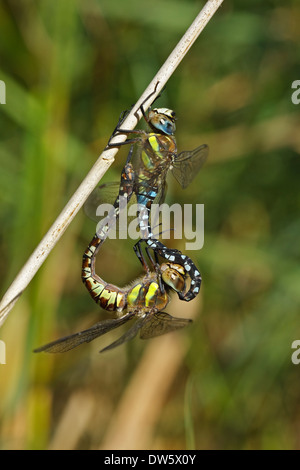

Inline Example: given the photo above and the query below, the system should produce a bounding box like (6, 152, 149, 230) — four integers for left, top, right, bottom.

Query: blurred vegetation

(0, 0, 300, 450)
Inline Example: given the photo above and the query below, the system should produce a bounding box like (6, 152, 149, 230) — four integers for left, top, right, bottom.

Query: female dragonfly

(34, 242, 191, 353)
(34, 161, 191, 354)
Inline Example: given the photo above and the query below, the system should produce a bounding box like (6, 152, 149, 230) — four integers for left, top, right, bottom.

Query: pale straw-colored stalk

(0, 0, 224, 326)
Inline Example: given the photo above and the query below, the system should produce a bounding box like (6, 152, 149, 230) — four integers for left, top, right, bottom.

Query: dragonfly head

(148, 108, 176, 136)
(160, 262, 186, 294)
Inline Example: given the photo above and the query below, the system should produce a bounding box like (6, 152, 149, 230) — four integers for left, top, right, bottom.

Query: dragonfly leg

(125, 144, 134, 165)
(133, 241, 150, 273)
(109, 104, 138, 137)
(117, 151, 135, 224)
(113, 109, 131, 134)
(135, 81, 161, 124)
(145, 244, 159, 268)
(119, 151, 134, 194)
(133, 240, 165, 294)
(107, 83, 161, 149)
(106, 134, 141, 150)
(154, 267, 165, 294)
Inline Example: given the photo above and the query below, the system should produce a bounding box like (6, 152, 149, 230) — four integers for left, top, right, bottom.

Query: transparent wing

(85, 181, 167, 240)
(172, 144, 209, 189)
(84, 182, 124, 222)
(100, 316, 147, 352)
(132, 140, 172, 206)
(33, 313, 134, 353)
(84, 181, 137, 240)
(139, 312, 192, 339)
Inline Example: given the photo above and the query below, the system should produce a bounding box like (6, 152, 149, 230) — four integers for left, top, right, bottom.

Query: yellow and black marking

(82, 235, 127, 312)
(81, 155, 137, 313)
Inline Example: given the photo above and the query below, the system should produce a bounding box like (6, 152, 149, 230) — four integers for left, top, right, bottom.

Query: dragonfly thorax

(127, 278, 169, 312)
(148, 108, 176, 136)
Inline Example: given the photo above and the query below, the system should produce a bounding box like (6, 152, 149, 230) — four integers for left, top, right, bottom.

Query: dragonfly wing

(33, 314, 134, 353)
(172, 144, 209, 189)
(139, 312, 192, 339)
(100, 316, 147, 352)
(84, 180, 139, 240)
(156, 181, 167, 205)
(84, 182, 121, 222)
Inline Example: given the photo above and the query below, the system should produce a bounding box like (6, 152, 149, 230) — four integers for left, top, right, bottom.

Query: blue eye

(154, 118, 176, 135)
(148, 108, 176, 135)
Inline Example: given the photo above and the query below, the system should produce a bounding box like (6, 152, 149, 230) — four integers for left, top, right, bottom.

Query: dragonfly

(105, 100, 209, 301)
(34, 239, 191, 353)
(34, 160, 192, 354)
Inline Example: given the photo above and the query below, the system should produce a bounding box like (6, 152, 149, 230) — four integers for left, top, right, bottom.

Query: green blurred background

(1, 0, 300, 450)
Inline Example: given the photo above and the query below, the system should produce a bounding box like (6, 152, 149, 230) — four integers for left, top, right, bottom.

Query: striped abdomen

(82, 234, 127, 312)
(81, 160, 135, 312)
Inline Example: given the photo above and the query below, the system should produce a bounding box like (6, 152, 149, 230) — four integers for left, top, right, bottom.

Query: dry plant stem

(0, 0, 224, 326)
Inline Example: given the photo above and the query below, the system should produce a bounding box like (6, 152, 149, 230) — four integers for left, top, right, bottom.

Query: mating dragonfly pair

(35, 93, 208, 354)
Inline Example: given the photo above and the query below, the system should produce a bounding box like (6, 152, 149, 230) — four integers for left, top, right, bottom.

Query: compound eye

(161, 264, 186, 293)
(148, 108, 176, 135)
(160, 117, 176, 135)
(160, 119, 173, 134)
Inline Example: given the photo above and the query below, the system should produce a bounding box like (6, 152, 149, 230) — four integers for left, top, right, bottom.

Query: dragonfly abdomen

(82, 235, 127, 312)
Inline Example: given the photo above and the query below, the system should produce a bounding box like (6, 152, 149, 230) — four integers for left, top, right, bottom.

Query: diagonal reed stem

(0, 0, 224, 326)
